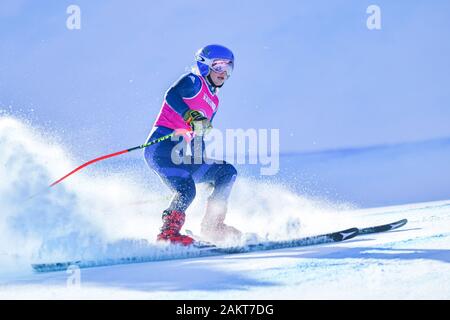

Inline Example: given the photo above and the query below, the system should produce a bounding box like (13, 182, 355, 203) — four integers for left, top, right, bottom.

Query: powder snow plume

(0, 116, 353, 276)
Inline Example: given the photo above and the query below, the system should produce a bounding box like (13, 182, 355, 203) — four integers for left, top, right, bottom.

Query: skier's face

(209, 70, 227, 87)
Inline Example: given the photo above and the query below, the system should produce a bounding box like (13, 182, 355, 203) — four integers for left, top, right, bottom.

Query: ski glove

(183, 110, 212, 136)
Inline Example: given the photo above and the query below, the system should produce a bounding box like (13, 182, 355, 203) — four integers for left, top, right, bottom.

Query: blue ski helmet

(195, 44, 235, 77)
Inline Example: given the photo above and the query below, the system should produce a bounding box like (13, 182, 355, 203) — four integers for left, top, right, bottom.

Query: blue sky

(1, 0, 450, 155)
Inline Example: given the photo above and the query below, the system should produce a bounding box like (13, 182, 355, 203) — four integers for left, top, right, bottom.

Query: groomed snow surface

(1, 199, 449, 299)
(0, 116, 449, 299)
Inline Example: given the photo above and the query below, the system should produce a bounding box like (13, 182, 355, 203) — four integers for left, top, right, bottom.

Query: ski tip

(391, 218, 408, 228)
(357, 218, 409, 236)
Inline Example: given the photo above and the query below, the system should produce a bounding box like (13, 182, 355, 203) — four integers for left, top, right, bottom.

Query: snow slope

(1, 199, 449, 299)
(1, 116, 449, 299)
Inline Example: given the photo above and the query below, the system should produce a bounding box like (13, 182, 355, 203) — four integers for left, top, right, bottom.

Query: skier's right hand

(183, 110, 212, 136)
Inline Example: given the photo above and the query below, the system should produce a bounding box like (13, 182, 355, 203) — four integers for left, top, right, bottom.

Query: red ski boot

(156, 210, 194, 246)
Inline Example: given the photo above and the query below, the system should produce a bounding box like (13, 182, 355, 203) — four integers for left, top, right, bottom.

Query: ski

(31, 219, 408, 273)
(211, 227, 359, 254)
(31, 227, 359, 273)
(357, 218, 408, 235)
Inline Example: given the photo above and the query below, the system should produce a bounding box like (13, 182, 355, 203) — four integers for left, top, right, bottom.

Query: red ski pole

(49, 132, 174, 187)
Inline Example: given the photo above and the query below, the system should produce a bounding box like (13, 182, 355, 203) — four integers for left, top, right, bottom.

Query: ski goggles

(210, 59, 234, 77)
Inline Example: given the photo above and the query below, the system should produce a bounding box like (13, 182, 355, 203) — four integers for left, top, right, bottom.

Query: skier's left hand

(183, 110, 212, 136)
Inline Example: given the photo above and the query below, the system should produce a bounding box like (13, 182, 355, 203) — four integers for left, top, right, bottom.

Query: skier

(144, 44, 241, 246)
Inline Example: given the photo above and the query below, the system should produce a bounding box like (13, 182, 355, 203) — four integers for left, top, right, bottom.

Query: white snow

(1, 200, 449, 299)
(1, 116, 449, 299)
